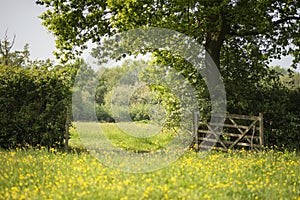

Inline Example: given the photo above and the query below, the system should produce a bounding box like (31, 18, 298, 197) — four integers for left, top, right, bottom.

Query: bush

(262, 88, 300, 150)
(130, 103, 150, 121)
(0, 65, 71, 149)
(95, 104, 115, 122)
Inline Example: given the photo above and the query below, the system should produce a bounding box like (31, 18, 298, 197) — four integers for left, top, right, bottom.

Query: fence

(193, 113, 263, 151)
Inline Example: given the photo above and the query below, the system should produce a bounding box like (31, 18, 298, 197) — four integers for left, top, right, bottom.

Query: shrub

(0, 65, 71, 149)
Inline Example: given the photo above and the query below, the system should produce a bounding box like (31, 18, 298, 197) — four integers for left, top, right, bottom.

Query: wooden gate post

(193, 110, 199, 150)
(65, 106, 70, 151)
(259, 113, 264, 149)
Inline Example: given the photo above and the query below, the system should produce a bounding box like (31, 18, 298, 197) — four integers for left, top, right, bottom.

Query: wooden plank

(223, 132, 259, 139)
(223, 140, 261, 148)
(244, 135, 260, 140)
(199, 138, 258, 148)
(198, 135, 260, 147)
(200, 122, 260, 131)
(210, 113, 260, 120)
(199, 130, 217, 134)
(223, 130, 257, 149)
(199, 143, 260, 151)
(226, 114, 260, 120)
(221, 132, 243, 137)
(198, 137, 219, 143)
(223, 123, 260, 131)
(198, 130, 260, 139)
(229, 118, 251, 135)
(222, 133, 260, 139)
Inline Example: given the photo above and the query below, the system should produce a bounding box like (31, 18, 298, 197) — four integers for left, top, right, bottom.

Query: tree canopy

(36, 0, 300, 69)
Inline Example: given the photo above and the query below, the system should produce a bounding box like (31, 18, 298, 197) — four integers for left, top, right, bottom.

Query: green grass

(69, 122, 179, 152)
(1, 122, 300, 199)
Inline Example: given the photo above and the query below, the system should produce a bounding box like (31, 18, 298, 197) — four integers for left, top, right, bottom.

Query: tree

(36, 0, 300, 120)
(37, 0, 300, 149)
(36, 0, 299, 70)
(95, 59, 153, 122)
(0, 31, 30, 67)
(271, 65, 300, 88)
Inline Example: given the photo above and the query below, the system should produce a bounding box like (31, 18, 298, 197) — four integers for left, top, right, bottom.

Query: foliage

(95, 104, 114, 122)
(0, 64, 72, 149)
(37, 0, 300, 149)
(96, 61, 134, 105)
(272, 66, 300, 88)
(0, 32, 30, 67)
(71, 59, 97, 121)
(129, 103, 150, 121)
(37, 0, 300, 69)
(1, 146, 300, 199)
(94, 60, 154, 122)
(256, 66, 300, 150)
(221, 62, 300, 150)
(0, 33, 78, 149)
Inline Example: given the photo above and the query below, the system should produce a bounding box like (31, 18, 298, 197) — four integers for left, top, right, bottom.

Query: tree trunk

(204, 12, 228, 70)
(205, 37, 222, 70)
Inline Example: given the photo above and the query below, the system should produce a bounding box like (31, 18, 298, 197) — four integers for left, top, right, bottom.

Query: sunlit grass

(70, 122, 178, 152)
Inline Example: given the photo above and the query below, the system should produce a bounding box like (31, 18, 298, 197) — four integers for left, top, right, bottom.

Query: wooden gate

(193, 113, 263, 151)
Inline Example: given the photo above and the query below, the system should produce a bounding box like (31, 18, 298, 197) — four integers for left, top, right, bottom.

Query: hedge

(0, 65, 71, 149)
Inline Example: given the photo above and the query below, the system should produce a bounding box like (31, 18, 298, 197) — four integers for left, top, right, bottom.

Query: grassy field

(69, 122, 182, 152)
(1, 122, 300, 199)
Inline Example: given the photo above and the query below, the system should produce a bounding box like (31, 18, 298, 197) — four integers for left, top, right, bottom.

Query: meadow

(1, 122, 300, 199)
